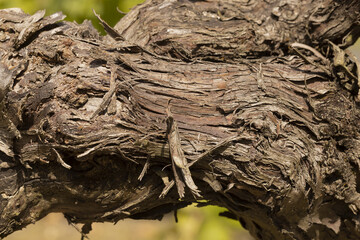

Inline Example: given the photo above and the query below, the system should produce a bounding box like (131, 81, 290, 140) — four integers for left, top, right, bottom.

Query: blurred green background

(0, 0, 253, 239)
(4, 205, 253, 240)
(0, 0, 145, 34)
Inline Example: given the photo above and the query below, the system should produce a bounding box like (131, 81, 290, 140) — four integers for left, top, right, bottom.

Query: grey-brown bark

(1, 0, 360, 239)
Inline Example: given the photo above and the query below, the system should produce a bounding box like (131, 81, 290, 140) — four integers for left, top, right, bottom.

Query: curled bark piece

(166, 104, 201, 198)
(93, 9, 125, 41)
(52, 148, 71, 169)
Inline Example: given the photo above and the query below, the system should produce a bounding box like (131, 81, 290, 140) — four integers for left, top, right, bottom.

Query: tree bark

(1, 0, 360, 239)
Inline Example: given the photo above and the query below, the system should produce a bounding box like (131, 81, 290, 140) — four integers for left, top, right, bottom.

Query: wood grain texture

(0, 1, 360, 239)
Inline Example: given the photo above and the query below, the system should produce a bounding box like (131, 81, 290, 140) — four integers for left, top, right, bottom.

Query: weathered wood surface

(0, 0, 360, 239)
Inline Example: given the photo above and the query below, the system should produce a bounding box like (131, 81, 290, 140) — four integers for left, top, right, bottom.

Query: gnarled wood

(0, 1, 360, 239)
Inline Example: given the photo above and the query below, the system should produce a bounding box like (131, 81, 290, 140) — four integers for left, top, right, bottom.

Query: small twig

(138, 155, 150, 181)
(65, 220, 89, 240)
(290, 42, 329, 64)
(155, 170, 175, 198)
(188, 135, 240, 167)
(77, 145, 99, 159)
(90, 67, 117, 119)
(52, 148, 71, 169)
(159, 180, 175, 198)
(174, 209, 178, 223)
(290, 45, 331, 75)
(81, 223, 92, 240)
(93, 9, 125, 41)
(116, 147, 139, 165)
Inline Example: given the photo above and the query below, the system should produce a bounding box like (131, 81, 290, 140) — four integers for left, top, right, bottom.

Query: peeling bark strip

(90, 66, 117, 119)
(166, 103, 201, 198)
(1, 1, 360, 239)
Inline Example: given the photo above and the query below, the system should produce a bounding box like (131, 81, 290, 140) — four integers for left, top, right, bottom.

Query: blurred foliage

(0, 0, 145, 34)
(5, 206, 252, 240)
(0, 0, 252, 239)
(174, 205, 248, 240)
